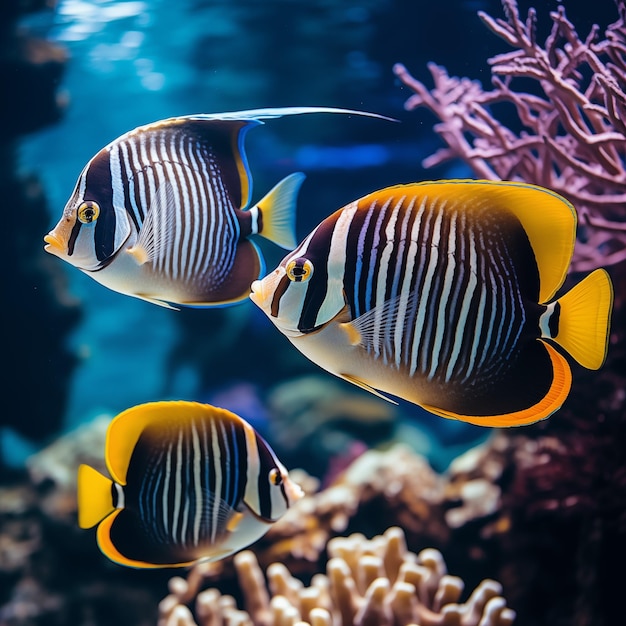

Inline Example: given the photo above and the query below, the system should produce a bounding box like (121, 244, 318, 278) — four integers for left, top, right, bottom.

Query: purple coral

(393, 0, 626, 271)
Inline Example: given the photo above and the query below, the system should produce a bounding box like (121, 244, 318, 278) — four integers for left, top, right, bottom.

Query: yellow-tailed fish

(250, 180, 614, 427)
(44, 107, 392, 308)
(78, 401, 303, 568)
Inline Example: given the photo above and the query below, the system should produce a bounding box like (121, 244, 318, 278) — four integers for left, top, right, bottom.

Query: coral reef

(393, 0, 626, 271)
(3, 407, 626, 625)
(158, 526, 515, 626)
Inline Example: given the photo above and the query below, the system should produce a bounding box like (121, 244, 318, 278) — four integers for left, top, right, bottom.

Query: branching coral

(393, 0, 626, 271)
(158, 526, 515, 626)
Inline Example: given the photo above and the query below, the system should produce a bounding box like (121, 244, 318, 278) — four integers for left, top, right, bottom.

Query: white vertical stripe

(373, 197, 403, 359)
(108, 144, 127, 251)
(315, 204, 358, 325)
(393, 196, 422, 368)
(476, 265, 500, 372)
(171, 430, 184, 543)
(162, 440, 172, 535)
(243, 422, 261, 517)
(446, 229, 478, 378)
(183, 139, 201, 281)
(128, 138, 148, 222)
(461, 276, 488, 383)
(192, 145, 212, 277)
(191, 421, 202, 547)
(209, 419, 222, 543)
(119, 141, 140, 227)
(409, 200, 443, 376)
(428, 207, 457, 381)
(354, 201, 377, 317)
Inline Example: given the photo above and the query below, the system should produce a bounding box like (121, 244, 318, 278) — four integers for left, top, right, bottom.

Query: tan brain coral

(158, 526, 515, 626)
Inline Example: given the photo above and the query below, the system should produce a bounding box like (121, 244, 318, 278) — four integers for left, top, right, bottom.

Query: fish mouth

(43, 233, 66, 256)
(249, 279, 265, 306)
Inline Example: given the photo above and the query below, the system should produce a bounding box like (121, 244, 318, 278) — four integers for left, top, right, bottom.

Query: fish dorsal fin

(77, 464, 115, 529)
(128, 180, 178, 266)
(105, 401, 193, 485)
(175, 118, 258, 211)
(410, 180, 577, 303)
(136, 107, 394, 210)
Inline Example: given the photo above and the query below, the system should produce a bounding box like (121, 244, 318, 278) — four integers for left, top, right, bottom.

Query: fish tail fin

(77, 464, 116, 529)
(552, 269, 613, 370)
(255, 172, 305, 250)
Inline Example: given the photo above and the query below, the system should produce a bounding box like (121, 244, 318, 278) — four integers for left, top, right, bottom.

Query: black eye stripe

(270, 274, 291, 318)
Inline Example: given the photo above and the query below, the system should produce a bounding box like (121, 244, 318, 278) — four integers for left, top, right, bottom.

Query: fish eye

(269, 468, 283, 486)
(77, 201, 100, 224)
(285, 258, 314, 283)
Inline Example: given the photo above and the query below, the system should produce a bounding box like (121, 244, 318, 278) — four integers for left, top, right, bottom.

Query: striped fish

(250, 180, 614, 427)
(44, 106, 392, 308)
(78, 401, 303, 568)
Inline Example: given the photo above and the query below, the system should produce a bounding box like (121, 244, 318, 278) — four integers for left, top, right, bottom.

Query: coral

(393, 0, 626, 271)
(158, 526, 515, 626)
(249, 444, 449, 577)
(26, 415, 111, 521)
(4, 409, 625, 625)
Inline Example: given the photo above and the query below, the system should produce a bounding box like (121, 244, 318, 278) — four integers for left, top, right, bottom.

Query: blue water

(16, 0, 501, 460)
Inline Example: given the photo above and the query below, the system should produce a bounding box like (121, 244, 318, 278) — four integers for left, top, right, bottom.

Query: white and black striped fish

(77, 400, 303, 568)
(250, 180, 614, 427)
(44, 106, 392, 308)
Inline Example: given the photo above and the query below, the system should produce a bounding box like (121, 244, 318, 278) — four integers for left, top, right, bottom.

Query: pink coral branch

(394, 0, 626, 271)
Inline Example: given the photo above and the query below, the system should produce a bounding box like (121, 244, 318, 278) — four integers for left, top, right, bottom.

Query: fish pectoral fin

(126, 246, 150, 265)
(339, 373, 398, 404)
(349, 290, 418, 353)
(77, 464, 116, 529)
(339, 321, 362, 346)
(226, 511, 245, 533)
(132, 180, 178, 266)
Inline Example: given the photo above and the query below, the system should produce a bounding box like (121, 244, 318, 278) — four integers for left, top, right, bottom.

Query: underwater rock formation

(393, 0, 626, 272)
(1, 0, 81, 453)
(158, 526, 515, 626)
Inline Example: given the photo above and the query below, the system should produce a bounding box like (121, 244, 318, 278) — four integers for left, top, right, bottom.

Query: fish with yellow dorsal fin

(78, 401, 303, 568)
(250, 179, 613, 427)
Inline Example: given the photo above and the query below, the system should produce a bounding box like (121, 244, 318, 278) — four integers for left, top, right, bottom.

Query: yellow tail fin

(256, 172, 304, 249)
(553, 269, 613, 370)
(77, 464, 116, 529)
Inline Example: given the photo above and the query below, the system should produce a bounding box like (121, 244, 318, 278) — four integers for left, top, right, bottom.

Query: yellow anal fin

(423, 342, 572, 428)
(77, 464, 115, 529)
(553, 268, 614, 370)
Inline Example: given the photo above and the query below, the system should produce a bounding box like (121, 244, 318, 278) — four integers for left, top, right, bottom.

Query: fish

(77, 400, 303, 568)
(250, 179, 614, 427)
(44, 107, 393, 308)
